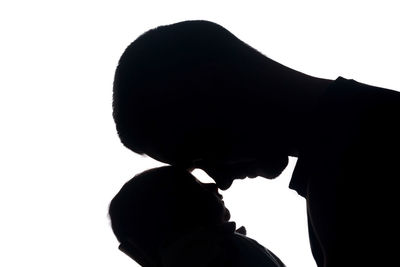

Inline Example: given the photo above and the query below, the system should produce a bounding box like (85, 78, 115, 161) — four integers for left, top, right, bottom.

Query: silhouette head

(109, 166, 230, 265)
(113, 20, 292, 189)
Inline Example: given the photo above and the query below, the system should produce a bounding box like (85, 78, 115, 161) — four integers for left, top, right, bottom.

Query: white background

(1, 1, 399, 266)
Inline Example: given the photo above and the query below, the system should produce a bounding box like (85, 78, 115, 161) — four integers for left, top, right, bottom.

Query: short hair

(112, 20, 272, 155)
(109, 166, 218, 261)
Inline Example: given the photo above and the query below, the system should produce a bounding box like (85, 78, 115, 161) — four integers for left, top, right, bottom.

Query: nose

(203, 183, 224, 199)
(203, 183, 218, 193)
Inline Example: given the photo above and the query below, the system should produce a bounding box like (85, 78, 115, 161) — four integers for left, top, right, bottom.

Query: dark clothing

(290, 77, 400, 266)
(160, 222, 285, 267)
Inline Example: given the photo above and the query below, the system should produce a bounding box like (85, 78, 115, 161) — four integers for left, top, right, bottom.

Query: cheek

(199, 166, 228, 181)
(204, 197, 226, 223)
(259, 156, 289, 178)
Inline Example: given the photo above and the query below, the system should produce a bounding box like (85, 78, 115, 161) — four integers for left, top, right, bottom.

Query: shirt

(289, 76, 400, 266)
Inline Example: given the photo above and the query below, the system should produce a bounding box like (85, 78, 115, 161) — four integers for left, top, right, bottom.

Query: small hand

(236, 226, 247, 235)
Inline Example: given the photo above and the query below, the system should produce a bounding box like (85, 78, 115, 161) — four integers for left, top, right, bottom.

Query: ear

(119, 238, 158, 267)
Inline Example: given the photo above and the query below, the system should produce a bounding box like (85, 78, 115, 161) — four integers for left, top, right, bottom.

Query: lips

(224, 207, 231, 221)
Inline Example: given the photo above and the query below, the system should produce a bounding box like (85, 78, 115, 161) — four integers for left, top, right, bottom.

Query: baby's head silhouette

(109, 166, 230, 266)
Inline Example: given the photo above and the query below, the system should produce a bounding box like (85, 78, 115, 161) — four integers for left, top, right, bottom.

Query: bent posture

(109, 166, 285, 267)
(112, 21, 400, 266)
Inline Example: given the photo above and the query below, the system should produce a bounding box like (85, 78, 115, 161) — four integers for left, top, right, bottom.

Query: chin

(215, 178, 233, 190)
(261, 156, 289, 179)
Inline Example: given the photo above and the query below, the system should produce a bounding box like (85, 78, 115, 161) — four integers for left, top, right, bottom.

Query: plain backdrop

(1, 1, 399, 266)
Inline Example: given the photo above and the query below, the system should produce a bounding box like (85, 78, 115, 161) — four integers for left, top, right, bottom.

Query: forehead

(143, 128, 245, 166)
(136, 167, 201, 195)
(155, 171, 211, 200)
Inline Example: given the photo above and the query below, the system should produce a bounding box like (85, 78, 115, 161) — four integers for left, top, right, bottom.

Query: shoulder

(159, 229, 234, 267)
(290, 76, 400, 196)
(230, 233, 286, 267)
(160, 230, 285, 267)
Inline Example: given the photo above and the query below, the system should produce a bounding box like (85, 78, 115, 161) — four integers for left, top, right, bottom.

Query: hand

(236, 226, 247, 235)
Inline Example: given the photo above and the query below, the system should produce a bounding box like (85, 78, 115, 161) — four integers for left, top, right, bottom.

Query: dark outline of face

(191, 154, 289, 190)
(145, 141, 289, 191)
(137, 96, 291, 191)
(184, 172, 231, 224)
(112, 167, 231, 266)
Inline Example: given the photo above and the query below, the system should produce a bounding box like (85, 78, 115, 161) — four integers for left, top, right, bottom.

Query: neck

(260, 59, 333, 157)
(289, 73, 333, 157)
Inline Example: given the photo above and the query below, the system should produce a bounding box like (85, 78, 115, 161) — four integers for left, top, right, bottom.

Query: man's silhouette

(112, 20, 400, 266)
(109, 166, 285, 267)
